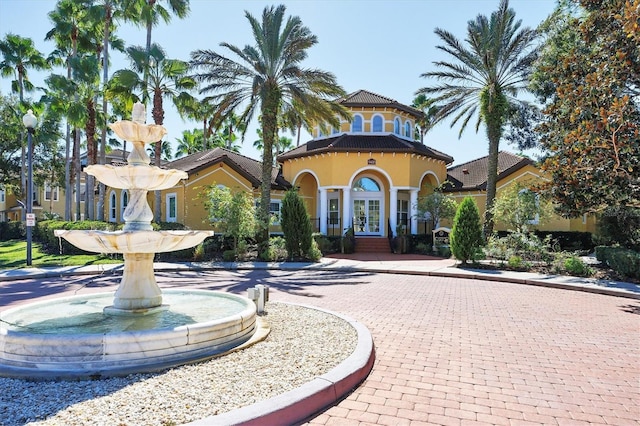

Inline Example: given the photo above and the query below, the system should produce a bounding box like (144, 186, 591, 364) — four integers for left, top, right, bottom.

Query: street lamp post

(23, 109, 37, 267)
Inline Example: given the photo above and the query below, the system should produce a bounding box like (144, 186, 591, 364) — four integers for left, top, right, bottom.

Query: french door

(353, 199, 381, 235)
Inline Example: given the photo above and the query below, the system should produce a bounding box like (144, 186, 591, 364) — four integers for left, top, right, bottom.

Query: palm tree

(174, 128, 204, 157)
(189, 4, 348, 243)
(412, 94, 440, 144)
(147, 139, 172, 161)
(110, 43, 195, 221)
(174, 93, 217, 150)
(137, 0, 190, 104)
(0, 33, 50, 217)
(87, 0, 137, 221)
(416, 0, 538, 237)
(46, 0, 87, 220)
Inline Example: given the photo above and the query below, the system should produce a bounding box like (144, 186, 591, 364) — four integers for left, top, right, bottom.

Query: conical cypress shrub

(281, 189, 313, 260)
(450, 196, 483, 264)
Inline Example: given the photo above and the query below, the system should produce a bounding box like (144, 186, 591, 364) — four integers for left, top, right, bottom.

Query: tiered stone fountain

(0, 103, 257, 379)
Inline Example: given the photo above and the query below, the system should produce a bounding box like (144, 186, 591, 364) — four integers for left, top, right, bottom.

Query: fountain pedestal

(55, 102, 213, 313)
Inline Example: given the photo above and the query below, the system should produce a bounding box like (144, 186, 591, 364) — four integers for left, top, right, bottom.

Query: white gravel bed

(0, 302, 357, 426)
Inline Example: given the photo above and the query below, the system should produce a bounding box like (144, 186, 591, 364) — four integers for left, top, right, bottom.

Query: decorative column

(319, 188, 328, 235)
(389, 187, 398, 237)
(342, 187, 351, 231)
(410, 189, 419, 235)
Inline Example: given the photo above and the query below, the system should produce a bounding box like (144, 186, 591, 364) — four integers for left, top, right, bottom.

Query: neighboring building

(444, 151, 597, 233)
(1, 90, 596, 238)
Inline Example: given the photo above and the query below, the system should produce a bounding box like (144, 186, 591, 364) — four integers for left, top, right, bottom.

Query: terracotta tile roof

(445, 151, 534, 192)
(277, 133, 454, 164)
(165, 147, 290, 190)
(338, 89, 423, 117)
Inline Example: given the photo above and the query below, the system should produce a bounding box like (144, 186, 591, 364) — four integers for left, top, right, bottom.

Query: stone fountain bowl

(108, 120, 166, 144)
(0, 290, 258, 379)
(85, 164, 188, 190)
(54, 230, 214, 254)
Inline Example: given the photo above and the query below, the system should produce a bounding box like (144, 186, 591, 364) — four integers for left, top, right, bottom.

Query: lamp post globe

(23, 109, 37, 266)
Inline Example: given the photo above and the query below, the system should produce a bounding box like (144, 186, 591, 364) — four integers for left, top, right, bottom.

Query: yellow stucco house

(3, 90, 596, 244)
(444, 151, 597, 233)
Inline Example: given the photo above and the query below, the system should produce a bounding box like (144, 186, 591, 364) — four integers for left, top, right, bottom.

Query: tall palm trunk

(484, 132, 500, 238)
(85, 99, 97, 220)
(258, 86, 279, 244)
(97, 3, 113, 222)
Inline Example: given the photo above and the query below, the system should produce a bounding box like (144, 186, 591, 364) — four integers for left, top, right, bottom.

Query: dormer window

(394, 117, 401, 135)
(404, 121, 412, 138)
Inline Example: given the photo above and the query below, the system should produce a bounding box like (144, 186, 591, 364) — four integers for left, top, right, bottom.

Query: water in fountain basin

(1, 290, 248, 335)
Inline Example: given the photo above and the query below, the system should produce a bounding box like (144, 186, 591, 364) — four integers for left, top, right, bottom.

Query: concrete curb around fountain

(185, 304, 376, 426)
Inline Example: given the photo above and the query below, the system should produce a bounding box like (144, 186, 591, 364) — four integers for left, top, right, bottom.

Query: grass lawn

(0, 240, 123, 269)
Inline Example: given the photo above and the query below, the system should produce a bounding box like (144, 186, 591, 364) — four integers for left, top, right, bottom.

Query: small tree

(491, 182, 552, 234)
(280, 188, 313, 260)
(416, 184, 457, 229)
(450, 197, 483, 264)
(204, 185, 256, 253)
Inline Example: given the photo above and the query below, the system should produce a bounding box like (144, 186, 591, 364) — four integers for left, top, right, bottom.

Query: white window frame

(372, 115, 384, 132)
(0, 189, 5, 203)
(269, 200, 282, 225)
(351, 114, 363, 132)
(44, 183, 59, 202)
(109, 191, 117, 222)
(394, 117, 401, 135)
(404, 120, 412, 138)
(166, 193, 177, 222)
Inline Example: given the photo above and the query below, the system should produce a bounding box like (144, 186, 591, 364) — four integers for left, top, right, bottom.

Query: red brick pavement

(261, 270, 639, 426)
(2, 269, 639, 425)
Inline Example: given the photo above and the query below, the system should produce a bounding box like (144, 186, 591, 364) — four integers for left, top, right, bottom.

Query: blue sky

(0, 0, 557, 166)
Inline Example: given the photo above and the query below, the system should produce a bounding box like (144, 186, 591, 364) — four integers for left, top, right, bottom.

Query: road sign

(26, 213, 35, 227)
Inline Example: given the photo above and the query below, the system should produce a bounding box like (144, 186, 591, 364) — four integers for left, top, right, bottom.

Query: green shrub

(223, 249, 237, 261)
(485, 232, 555, 265)
(508, 255, 524, 269)
(193, 243, 205, 261)
(594, 246, 640, 279)
(281, 189, 313, 260)
(606, 249, 640, 279)
(450, 197, 482, 263)
(0, 221, 25, 241)
(414, 242, 431, 254)
(563, 256, 592, 277)
(597, 206, 640, 250)
(341, 227, 356, 254)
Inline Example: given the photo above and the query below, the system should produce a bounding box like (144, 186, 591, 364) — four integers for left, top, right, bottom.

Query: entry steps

(355, 237, 391, 253)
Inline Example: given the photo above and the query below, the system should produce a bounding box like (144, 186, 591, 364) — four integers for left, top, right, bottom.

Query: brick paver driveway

(2, 268, 639, 425)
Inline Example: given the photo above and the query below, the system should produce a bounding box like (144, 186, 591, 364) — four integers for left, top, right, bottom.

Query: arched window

(353, 177, 381, 192)
(352, 115, 363, 132)
(394, 117, 401, 134)
(372, 115, 383, 132)
(121, 190, 129, 221)
(404, 121, 412, 138)
(109, 191, 116, 222)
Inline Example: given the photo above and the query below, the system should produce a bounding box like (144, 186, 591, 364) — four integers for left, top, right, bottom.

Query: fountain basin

(85, 164, 188, 190)
(54, 230, 213, 254)
(0, 290, 257, 379)
(109, 120, 166, 144)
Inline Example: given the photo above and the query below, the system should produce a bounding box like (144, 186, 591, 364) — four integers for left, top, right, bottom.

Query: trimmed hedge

(0, 221, 25, 241)
(595, 246, 640, 280)
(36, 220, 117, 255)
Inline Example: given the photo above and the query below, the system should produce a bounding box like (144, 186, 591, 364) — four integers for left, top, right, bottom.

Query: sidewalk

(1, 253, 638, 299)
